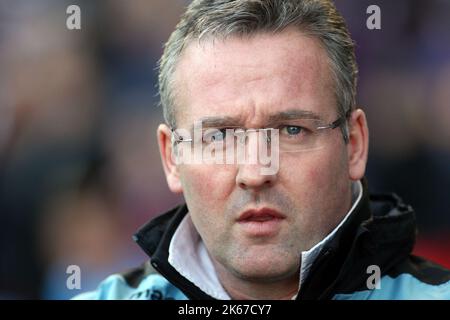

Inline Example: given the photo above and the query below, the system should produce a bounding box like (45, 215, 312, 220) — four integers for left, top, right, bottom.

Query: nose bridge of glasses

(231, 128, 278, 171)
(235, 128, 272, 144)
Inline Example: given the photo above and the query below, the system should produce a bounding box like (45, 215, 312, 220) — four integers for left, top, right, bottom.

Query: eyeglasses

(171, 114, 348, 155)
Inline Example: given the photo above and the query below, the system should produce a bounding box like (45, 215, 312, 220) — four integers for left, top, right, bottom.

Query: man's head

(157, 0, 368, 297)
(159, 0, 358, 131)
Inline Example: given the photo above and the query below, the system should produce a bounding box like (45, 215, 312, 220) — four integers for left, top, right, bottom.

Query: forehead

(173, 28, 336, 127)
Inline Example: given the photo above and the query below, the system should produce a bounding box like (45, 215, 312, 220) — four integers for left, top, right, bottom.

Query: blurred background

(0, 0, 448, 299)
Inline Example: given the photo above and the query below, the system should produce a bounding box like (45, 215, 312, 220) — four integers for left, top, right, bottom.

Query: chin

(229, 251, 299, 282)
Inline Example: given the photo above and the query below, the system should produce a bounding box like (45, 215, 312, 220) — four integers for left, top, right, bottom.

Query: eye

(213, 129, 227, 141)
(203, 128, 228, 142)
(282, 125, 304, 136)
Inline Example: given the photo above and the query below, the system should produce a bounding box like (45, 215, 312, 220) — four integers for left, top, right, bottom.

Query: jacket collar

(297, 180, 416, 299)
(133, 203, 213, 299)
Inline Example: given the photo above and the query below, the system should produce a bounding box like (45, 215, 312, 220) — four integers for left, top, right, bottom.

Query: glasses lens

(172, 117, 338, 161)
(277, 119, 325, 152)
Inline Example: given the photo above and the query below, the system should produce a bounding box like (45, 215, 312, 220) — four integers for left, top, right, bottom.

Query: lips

(237, 208, 286, 222)
(236, 208, 286, 237)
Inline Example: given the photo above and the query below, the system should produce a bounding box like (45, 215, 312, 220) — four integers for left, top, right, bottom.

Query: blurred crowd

(0, 0, 448, 299)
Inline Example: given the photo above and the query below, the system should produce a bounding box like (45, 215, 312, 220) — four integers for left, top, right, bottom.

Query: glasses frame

(171, 111, 350, 146)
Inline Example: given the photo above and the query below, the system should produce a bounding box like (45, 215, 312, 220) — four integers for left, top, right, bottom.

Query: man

(75, 0, 450, 300)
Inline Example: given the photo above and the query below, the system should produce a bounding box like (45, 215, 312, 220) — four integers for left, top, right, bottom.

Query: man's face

(163, 29, 357, 282)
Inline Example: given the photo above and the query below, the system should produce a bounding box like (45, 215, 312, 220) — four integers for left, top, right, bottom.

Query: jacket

(74, 180, 450, 300)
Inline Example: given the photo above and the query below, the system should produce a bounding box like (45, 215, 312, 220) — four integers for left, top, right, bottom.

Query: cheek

(280, 147, 347, 202)
(179, 165, 236, 203)
(281, 154, 328, 190)
(178, 165, 238, 238)
(307, 153, 343, 183)
(178, 166, 237, 248)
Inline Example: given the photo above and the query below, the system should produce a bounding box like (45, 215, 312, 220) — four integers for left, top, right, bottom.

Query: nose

(235, 128, 278, 190)
(236, 164, 277, 190)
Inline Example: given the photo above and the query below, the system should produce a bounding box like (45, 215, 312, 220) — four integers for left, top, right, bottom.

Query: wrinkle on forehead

(173, 28, 336, 128)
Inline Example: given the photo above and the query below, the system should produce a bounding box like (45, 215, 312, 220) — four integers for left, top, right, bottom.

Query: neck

(213, 261, 300, 300)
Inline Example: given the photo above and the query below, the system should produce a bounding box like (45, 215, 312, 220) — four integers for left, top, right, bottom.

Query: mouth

(236, 208, 286, 237)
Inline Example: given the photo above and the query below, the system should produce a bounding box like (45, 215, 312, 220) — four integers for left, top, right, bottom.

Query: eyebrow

(266, 109, 322, 124)
(192, 116, 243, 130)
(192, 109, 323, 130)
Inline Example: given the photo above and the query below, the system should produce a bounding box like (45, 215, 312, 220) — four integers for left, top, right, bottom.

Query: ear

(346, 109, 369, 181)
(157, 124, 183, 194)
